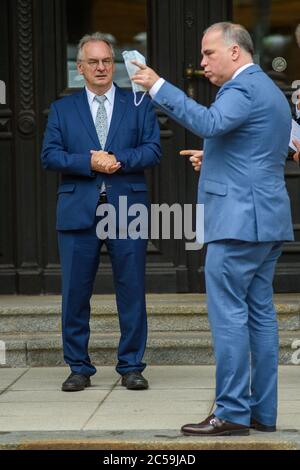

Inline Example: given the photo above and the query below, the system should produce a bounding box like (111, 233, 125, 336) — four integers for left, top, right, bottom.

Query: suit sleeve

(41, 103, 95, 177)
(153, 80, 252, 138)
(112, 97, 161, 173)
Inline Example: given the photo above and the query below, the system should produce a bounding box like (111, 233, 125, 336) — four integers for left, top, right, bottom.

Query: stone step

(0, 430, 299, 450)
(0, 294, 300, 333)
(1, 330, 299, 367)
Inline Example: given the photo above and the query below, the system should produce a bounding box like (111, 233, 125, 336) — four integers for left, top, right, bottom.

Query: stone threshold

(0, 430, 299, 450)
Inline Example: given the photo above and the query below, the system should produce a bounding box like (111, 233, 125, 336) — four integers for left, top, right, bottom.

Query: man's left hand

(131, 61, 160, 90)
(180, 149, 203, 172)
(292, 139, 300, 163)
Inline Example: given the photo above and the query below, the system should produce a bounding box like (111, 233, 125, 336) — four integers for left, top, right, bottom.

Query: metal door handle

(184, 65, 206, 79)
(184, 64, 206, 98)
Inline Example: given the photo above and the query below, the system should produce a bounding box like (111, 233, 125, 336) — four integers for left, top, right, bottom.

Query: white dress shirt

(149, 78, 165, 98)
(85, 84, 115, 193)
(85, 84, 115, 128)
(231, 63, 254, 80)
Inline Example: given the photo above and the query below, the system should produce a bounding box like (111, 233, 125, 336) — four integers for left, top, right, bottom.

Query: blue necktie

(95, 95, 108, 150)
(94, 95, 108, 195)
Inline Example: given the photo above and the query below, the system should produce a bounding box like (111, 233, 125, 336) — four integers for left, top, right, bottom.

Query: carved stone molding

(0, 118, 12, 139)
(17, 0, 35, 135)
(185, 12, 195, 29)
(0, 118, 10, 130)
(17, 110, 35, 134)
(0, 109, 12, 139)
(157, 112, 173, 138)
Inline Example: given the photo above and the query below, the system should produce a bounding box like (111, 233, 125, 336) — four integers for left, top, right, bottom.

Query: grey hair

(204, 22, 254, 56)
(77, 32, 115, 61)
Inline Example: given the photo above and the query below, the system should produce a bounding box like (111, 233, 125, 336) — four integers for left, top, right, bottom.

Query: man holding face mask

(41, 32, 161, 392)
(132, 21, 293, 436)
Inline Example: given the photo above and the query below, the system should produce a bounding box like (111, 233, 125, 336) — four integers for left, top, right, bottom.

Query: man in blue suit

(132, 22, 293, 435)
(41, 33, 161, 392)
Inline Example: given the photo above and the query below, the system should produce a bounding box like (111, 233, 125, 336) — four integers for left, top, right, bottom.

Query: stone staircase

(0, 294, 300, 367)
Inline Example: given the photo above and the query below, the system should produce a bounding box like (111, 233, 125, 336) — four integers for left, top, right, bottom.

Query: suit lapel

(74, 89, 100, 148)
(105, 85, 128, 150)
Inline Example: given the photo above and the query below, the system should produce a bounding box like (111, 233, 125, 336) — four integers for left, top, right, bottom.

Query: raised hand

(131, 61, 161, 90)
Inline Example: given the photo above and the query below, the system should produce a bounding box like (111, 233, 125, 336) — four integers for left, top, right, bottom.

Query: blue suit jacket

(41, 85, 161, 230)
(153, 65, 293, 243)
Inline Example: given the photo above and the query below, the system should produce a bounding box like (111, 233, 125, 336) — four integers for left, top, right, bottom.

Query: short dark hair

(204, 22, 254, 56)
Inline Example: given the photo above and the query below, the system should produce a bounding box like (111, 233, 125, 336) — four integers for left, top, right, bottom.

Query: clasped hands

(90, 150, 121, 174)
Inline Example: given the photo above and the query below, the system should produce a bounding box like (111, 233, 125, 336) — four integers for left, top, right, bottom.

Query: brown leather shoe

(250, 417, 276, 432)
(181, 414, 249, 436)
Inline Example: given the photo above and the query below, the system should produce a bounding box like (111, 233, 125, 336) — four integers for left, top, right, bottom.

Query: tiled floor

(0, 365, 299, 432)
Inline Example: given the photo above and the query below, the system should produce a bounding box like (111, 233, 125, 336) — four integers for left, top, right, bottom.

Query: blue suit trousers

(58, 213, 148, 377)
(205, 240, 282, 426)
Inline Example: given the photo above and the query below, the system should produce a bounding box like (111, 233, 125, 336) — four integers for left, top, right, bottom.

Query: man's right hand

(90, 150, 121, 174)
(131, 61, 161, 90)
(180, 149, 203, 171)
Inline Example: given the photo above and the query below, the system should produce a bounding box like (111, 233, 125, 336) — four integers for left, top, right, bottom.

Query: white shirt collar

(85, 83, 115, 107)
(231, 63, 254, 80)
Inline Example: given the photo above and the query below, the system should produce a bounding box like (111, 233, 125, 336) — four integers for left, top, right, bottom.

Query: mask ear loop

(134, 91, 147, 107)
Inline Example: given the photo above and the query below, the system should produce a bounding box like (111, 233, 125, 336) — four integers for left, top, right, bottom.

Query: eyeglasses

(79, 58, 114, 70)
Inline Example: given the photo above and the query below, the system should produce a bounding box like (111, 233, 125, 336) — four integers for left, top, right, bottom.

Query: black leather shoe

(121, 371, 149, 390)
(181, 414, 250, 436)
(250, 417, 276, 432)
(61, 373, 91, 392)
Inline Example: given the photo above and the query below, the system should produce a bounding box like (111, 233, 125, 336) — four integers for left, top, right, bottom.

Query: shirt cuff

(149, 78, 165, 98)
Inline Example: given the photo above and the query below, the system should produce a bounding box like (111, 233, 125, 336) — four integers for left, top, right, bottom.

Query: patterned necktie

(95, 95, 108, 149)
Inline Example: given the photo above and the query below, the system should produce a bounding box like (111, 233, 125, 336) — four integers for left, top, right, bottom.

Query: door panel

(1, 0, 298, 293)
(148, 0, 231, 292)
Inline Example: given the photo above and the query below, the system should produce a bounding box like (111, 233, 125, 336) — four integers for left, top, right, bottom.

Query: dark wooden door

(146, 0, 232, 292)
(1, 0, 298, 293)
(0, 0, 229, 294)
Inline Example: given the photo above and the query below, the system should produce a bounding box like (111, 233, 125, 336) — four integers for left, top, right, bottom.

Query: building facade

(1, 0, 300, 294)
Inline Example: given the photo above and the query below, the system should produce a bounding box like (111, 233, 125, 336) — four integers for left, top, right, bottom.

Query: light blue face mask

(122, 50, 147, 106)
